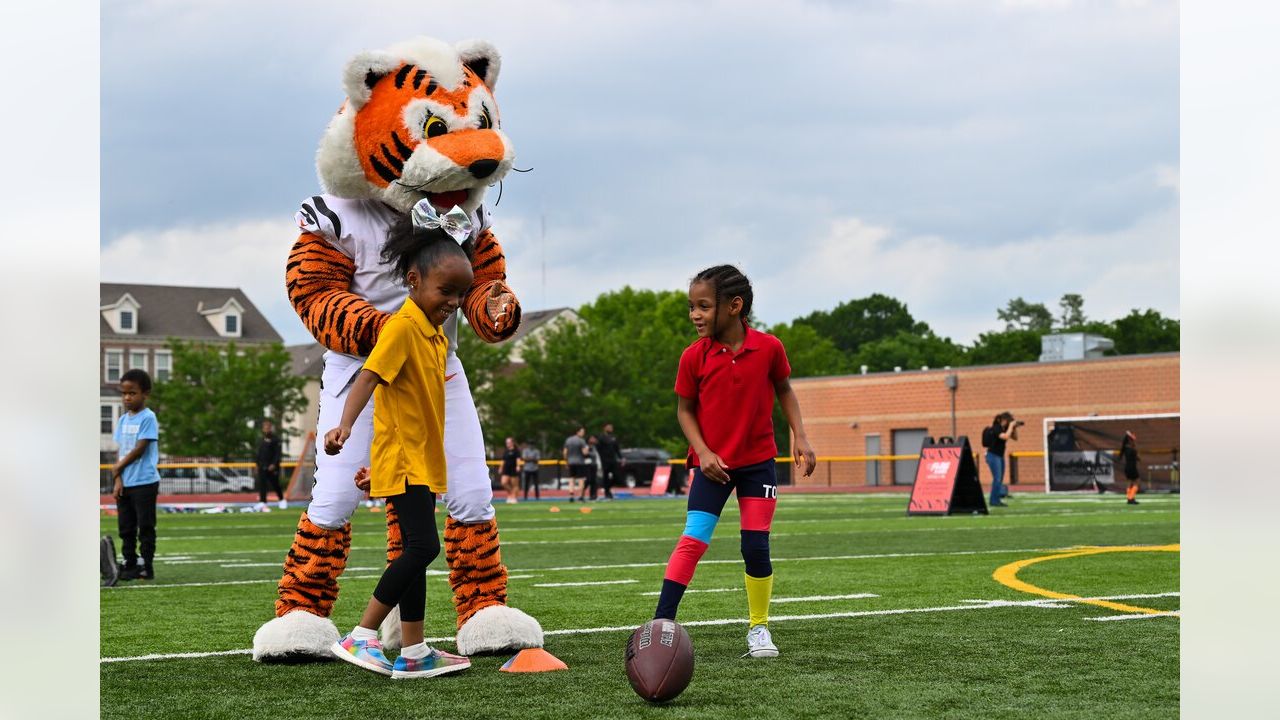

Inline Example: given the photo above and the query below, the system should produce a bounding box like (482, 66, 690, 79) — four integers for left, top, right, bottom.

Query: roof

(502, 307, 578, 345)
(789, 351, 1181, 384)
(100, 283, 282, 343)
(287, 343, 326, 377)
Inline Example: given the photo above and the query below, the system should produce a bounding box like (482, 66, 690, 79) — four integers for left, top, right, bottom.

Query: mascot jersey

(252, 37, 543, 661)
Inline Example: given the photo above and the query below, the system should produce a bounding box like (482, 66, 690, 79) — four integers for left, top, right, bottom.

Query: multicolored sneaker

(331, 634, 394, 676)
(391, 647, 471, 680)
(745, 624, 779, 658)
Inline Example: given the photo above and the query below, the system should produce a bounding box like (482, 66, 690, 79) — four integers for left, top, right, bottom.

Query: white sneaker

(278, 499, 288, 510)
(745, 624, 779, 658)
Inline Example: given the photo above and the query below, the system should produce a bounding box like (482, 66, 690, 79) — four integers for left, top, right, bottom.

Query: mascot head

(317, 37, 513, 214)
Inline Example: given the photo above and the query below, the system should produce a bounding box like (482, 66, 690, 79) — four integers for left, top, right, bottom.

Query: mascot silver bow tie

(411, 198, 472, 244)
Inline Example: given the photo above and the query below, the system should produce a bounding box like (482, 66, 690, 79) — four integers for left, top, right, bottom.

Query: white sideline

(1084, 611, 1181, 621)
(105, 545, 1163, 590)
(531, 579, 639, 588)
(100, 591, 1178, 664)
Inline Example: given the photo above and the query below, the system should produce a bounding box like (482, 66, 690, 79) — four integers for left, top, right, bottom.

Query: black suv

(619, 448, 673, 487)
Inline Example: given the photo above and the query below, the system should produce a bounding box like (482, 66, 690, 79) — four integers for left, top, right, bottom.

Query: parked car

(157, 466, 257, 494)
(619, 448, 673, 487)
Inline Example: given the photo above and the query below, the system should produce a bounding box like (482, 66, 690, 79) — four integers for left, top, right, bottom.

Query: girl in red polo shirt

(651, 264, 817, 658)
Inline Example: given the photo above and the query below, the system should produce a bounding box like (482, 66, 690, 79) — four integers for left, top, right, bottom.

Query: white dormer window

(198, 298, 245, 338)
(101, 293, 140, 335)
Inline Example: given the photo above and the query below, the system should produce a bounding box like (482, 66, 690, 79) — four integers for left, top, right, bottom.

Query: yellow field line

(992, 545, 1180, 615)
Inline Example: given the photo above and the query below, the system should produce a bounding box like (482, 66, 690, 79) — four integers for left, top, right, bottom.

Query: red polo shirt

(674, 327, 791, 468)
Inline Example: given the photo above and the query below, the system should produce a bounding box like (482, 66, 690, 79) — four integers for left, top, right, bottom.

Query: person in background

(256, 419, 286, 510)
(582, 435, 602, 502)
(520, 441, 541, 501)
(1118, 431, 1141, 505)
(597, 423, 623, 500)
(982, 412, 1021, 508)
(563, 426, 588, 502)
(499, 436, 520, 504)
(113, 369, 161, 581)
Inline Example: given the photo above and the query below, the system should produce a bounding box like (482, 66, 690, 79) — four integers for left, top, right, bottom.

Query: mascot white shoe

(252, 36, 543, 663)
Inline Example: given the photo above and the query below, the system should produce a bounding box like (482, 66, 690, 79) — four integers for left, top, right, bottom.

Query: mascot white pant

(252, 352, 543, 661)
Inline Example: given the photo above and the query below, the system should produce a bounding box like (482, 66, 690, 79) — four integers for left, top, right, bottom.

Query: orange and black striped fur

(285, 225, 519, 356)
(275, 513, 352, 617)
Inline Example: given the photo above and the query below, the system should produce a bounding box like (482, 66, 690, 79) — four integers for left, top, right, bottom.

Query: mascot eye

(478, 107, 493, 130)
(423, 114, 448, 138)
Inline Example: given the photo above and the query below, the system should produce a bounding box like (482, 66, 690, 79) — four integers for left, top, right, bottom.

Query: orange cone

(579, 506, 593, 514)
(500, 647, 568, 673)
(549, 506, 561, 513)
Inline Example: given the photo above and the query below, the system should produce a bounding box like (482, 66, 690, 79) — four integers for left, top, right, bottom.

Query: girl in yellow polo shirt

(322, 201, 475, 680)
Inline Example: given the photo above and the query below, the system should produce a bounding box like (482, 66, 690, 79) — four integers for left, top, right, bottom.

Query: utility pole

(945, 373, 958, 439)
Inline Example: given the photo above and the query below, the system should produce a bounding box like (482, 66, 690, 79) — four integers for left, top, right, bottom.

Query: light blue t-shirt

(114, 408, 160, 487)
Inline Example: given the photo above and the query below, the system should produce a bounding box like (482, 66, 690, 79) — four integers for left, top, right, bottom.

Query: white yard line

(101, 590, 1177, 663)
(772, 593, 880, 603)
(531, 579, 639, 588)
(640, 587, 741, 596)
(1083, 611, 1181, 621)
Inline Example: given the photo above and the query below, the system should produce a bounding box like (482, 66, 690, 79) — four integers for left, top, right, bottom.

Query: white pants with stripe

(306, 351, 495, 529)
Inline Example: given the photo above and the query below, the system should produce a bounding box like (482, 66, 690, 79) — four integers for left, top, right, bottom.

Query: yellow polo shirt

(362, 298, 449, 497)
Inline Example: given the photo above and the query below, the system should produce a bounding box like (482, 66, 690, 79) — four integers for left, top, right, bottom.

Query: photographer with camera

(981, 412, 1022, 507)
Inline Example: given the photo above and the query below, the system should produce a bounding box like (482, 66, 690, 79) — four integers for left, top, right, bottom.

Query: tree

(965, 328, 1043, 366)
(766, 322, 852, 378)
(794, 294, 930, 356)
(478, 288, 693, 455)
(149, 340, 308, 459)
(997, 297, 1054, 332)
(851, 330, 966, 372)
(1057, 293, 1086, 328)
(1108, 309, 1180, 354)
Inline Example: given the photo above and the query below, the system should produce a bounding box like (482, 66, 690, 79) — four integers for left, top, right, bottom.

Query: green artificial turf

(101, 493, 1179, 719)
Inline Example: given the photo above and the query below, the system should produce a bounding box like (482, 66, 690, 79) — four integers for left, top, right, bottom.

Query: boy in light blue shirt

(112, 369, 160, 581)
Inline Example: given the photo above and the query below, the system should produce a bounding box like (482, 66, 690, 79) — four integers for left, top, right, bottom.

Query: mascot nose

(468, 159, 499, 179)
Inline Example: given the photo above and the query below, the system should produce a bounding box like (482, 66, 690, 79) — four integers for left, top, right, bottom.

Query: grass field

(100, 492, 1180, 719)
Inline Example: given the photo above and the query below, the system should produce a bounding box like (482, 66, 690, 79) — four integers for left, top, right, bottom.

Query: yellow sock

(745, 573, 774, 627)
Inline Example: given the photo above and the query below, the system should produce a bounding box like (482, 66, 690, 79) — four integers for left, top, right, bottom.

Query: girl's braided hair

(692, 264, 753, 341)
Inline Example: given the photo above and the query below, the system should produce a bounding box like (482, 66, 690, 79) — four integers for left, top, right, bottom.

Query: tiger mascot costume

(252, 36, 543, 661)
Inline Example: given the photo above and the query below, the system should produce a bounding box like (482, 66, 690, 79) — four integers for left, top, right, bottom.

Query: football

(624, 619, 694, 703)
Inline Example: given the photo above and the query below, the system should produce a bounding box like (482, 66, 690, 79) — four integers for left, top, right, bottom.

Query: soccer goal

(284, 431, 317, 503)
(1042, 413, 1180, 494)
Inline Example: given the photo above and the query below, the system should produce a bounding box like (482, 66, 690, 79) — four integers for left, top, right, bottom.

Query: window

(155, 350, 172, 382)
(105, 350, 122, 383)
(225, 314, 239, 334)
(130, 350, 148, 372)
(101, 405, 114, 434)
(119, 310, 133, 331)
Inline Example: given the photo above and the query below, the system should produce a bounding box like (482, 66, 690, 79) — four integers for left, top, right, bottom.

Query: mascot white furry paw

(252, 36, 543, 663)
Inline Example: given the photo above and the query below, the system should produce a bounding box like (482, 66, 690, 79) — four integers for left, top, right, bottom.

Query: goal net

(284, 431, 317, 503)
(1043, 413, 1180, 494)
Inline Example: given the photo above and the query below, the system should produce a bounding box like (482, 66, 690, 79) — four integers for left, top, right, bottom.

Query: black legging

(257, 467, 284, 503)
(371, 485, 440, 623)
(522, 470, 540, 499)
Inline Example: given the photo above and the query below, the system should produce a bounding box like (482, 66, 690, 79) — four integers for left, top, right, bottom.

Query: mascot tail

(251, 512, 351, 662)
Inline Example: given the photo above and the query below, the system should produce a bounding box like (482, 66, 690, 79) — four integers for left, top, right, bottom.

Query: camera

(1013, 419, 1025, 426)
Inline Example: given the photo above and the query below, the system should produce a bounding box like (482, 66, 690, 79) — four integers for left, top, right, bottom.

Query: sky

(100, 0, 1179, 347)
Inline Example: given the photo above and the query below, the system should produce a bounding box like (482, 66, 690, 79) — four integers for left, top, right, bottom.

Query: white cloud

(100, 219, 312, 345)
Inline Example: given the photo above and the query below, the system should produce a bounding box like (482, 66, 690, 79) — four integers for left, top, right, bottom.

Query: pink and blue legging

(653, 459, 778, 620)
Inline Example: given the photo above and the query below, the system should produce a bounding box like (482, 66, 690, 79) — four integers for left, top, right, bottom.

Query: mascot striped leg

(250, 513, 350, 661)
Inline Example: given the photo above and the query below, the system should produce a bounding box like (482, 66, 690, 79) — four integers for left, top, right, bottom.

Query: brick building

(790, 352, 1180, 490)
(100, 283, 282, 455)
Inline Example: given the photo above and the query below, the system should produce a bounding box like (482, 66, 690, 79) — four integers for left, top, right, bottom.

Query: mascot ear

(455, 40, 502, 91)
(342, 50, 402, 109)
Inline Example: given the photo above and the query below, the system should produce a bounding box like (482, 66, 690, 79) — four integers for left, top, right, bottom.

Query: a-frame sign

(907, 436, 988, 515)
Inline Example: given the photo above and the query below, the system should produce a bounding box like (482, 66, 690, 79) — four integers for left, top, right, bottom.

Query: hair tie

(410, 198, 472, 245)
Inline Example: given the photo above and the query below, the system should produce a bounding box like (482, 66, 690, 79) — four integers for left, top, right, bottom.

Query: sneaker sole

(391, 660, 471, 679)
(329, 641, 393, 677)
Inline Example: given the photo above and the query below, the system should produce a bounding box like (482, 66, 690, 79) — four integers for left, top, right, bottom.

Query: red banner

(908, 447, 962, 514)
(907, 436, 987, 516)
(649, 466, 671, 495)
